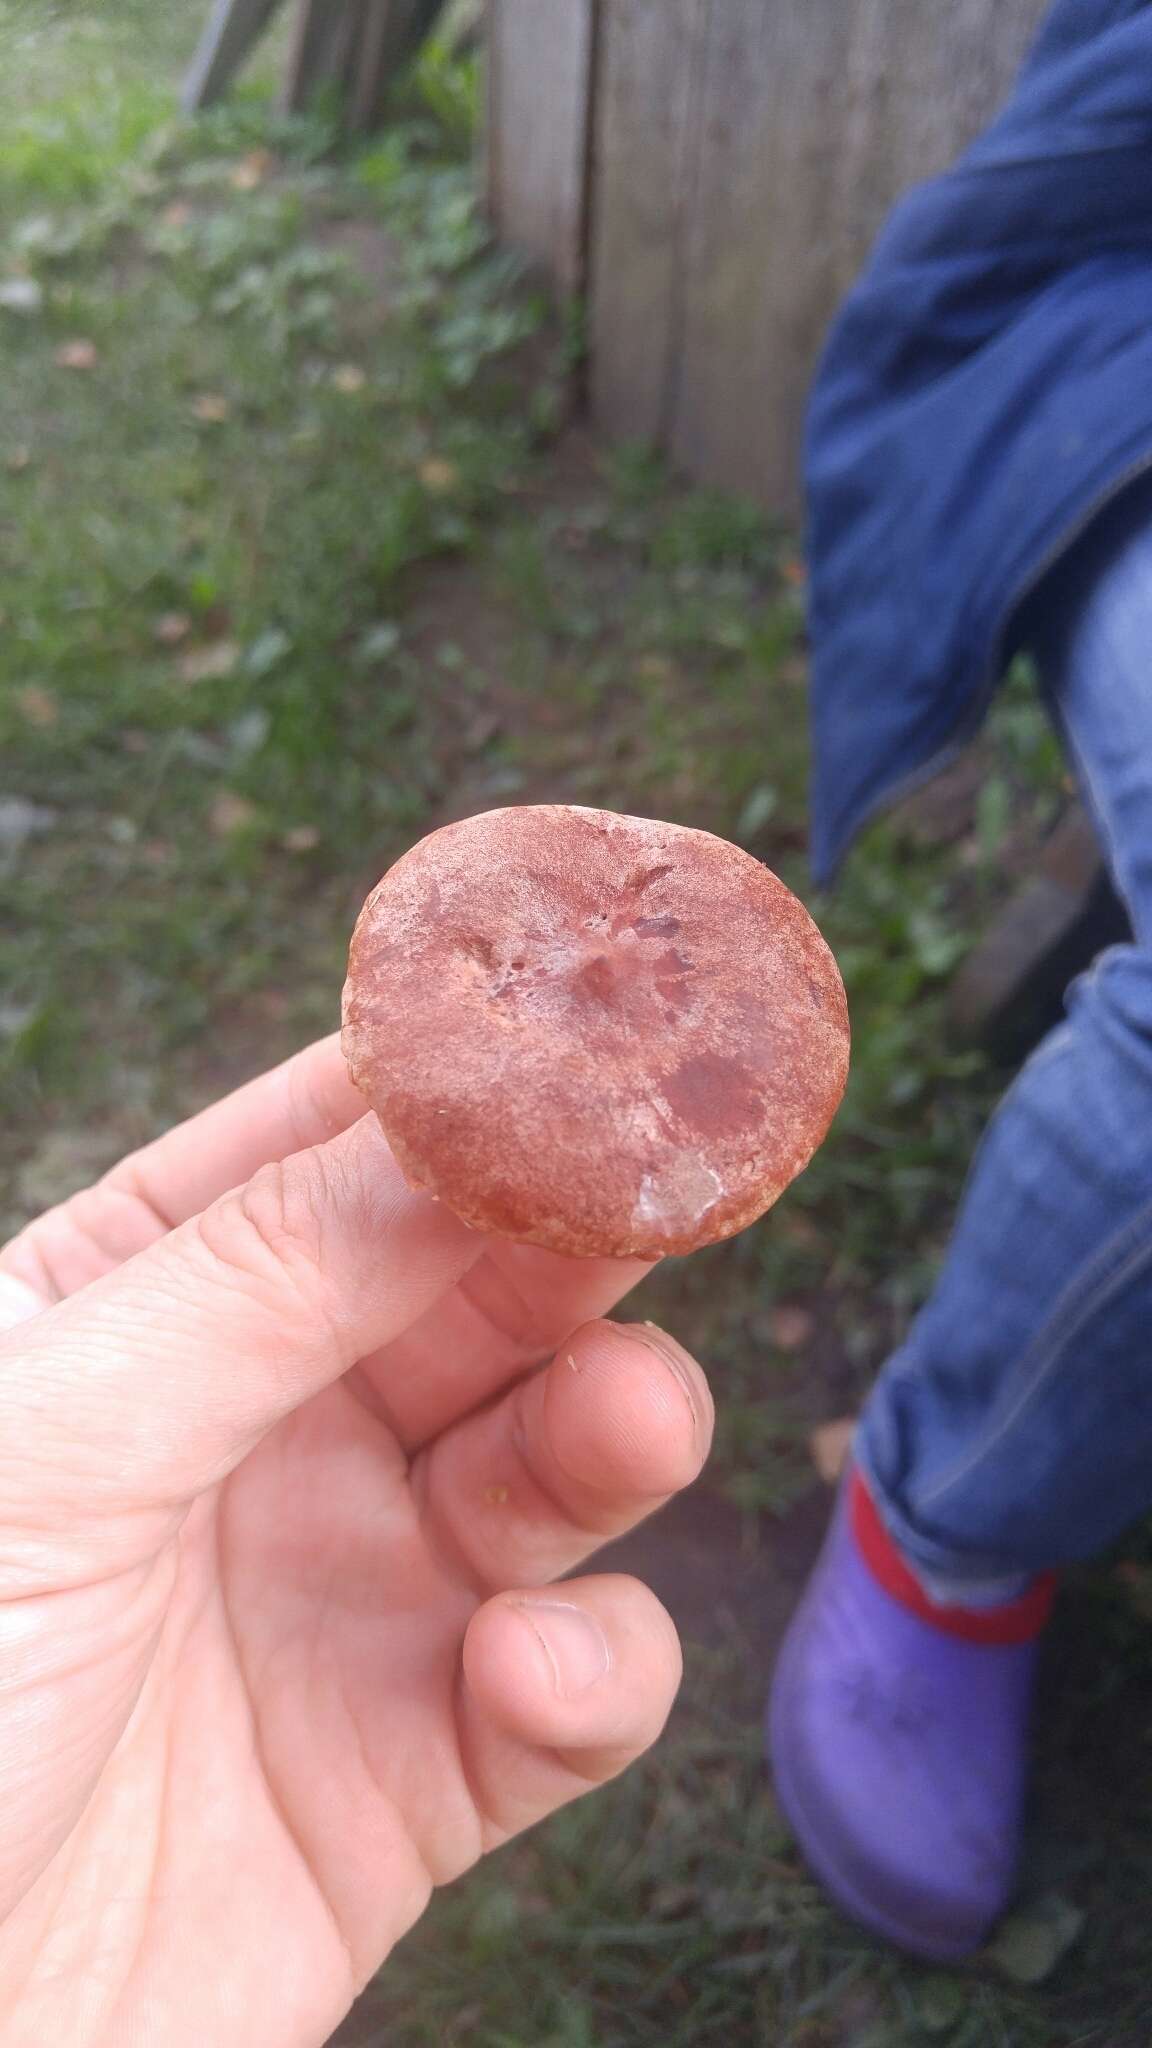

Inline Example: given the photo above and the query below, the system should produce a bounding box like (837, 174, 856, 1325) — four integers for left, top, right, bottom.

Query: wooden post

(949, 806, 1129, 1061)
(281, 0, 445, 124)
(282, 0, 370, 114)
(487, 0, 598, 296)
(281, 0, 347, 112)
(349, 1, 400, 128)
(586, 0, 705, 447)
(349, 0, 448, 130)
(182, 0, 290, 112)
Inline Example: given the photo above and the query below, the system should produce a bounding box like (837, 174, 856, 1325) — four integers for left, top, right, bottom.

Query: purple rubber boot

(767, 1471, 1052, 1961)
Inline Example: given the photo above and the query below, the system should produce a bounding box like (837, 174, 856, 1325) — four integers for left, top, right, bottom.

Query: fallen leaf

(782, 555, 806, 588)
(178, 640, 239, 685)
(210, 792, 258, 837)
(161, 200, 192, 229)
(191, 392, 230, 423)
(478, 766, 526, 800)
(0, 277, 44, 314)
(54, 338, 98, 370)
(16, 686, 58, 728)
(331, 363, 366, 394)
(635, 653, 675, 682)
(228, 709, 270, 760)
(119, 729, 150, 755)
(6, 447, 31, 473)
(142, 840, 173, 866)
(0, 1002, 36, 1042)
(778, 1211, 823, 1249)
(987, 1895, 1085, 1986)
(230, 149, 272, 191)
(771, 1304, 814, 1351)
(0, 795, 58, 848)
(737, 781, 778, 842)
(809, 1418, 856, 1486)
(419, 456, 458, 491)
(244, 627, 292, 677)
(283, 825, 320, 853)
(778, 655, 808, 687)
(1114, 1560, 1152, 1621)
(356, 621, 401, 661)
(916, 1976, 966, 2035)
(153, 611, 192, 645)
(464, 710, 501, 753)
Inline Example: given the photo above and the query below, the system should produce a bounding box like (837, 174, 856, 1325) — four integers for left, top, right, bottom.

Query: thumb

(0, 1116, 479, 1575)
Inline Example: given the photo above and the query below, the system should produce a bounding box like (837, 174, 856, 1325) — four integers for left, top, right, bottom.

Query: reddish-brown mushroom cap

(342, 805, 849, 1258)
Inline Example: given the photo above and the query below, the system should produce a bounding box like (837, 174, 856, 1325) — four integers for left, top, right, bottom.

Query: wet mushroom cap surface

(342, 805, 849, 1258)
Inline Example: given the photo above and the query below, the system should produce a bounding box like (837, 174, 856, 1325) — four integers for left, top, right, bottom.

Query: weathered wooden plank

(486, 0, 597, 296)
(668, 0, 1050, 509)
(281, 0, 350, 112)
(348, 0, 398, 127)
(336, 1, 374, 97)
(587, 0, 708, 448)
(182, 0, 289, 112)
(349, 0, 447, 130)
(949, 804, 1129, 1062)
(667, 2, 846, 507)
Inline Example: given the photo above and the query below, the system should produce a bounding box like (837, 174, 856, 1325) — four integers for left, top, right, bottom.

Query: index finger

(108, 1032, 365, 1225)
(0, 1116, 481, 1574)
(1, 1034, 367, 1306)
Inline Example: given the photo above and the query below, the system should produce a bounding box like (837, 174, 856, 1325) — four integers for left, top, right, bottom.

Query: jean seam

(1041, 519, 1151, 938)
(1061, 718, 1127, 905)
(916, 1190, 1152, 1512)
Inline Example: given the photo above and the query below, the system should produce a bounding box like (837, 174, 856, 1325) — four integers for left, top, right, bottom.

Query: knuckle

(194, 1158, 329, 1322)
(238, 1159, 311, 1263)
(283, 1051, 326, 1155)
(99, 1154, 178, 1233)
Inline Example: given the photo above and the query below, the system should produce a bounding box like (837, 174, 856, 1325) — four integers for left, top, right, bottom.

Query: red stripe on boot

(851, 1473, 1056, 1646)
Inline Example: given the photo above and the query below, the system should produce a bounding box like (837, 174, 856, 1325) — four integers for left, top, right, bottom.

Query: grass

(3, 5, 1152, 2043)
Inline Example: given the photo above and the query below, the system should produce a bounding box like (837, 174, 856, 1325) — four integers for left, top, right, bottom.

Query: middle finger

(408, 1316, 713, 1596)
(351, 1238, 654, 1451)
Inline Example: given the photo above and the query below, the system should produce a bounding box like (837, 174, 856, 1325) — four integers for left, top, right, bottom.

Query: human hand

(0, 1036, 712, 2047)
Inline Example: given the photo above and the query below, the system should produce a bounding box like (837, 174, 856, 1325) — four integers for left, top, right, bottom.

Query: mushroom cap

(342, 804, 849, 1258)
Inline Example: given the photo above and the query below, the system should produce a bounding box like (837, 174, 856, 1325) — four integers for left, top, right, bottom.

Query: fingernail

(612, 1320, 703, 1450)
(515, 1599, 612, 1697)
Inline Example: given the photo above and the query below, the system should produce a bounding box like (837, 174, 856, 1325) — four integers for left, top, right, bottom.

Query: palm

(2, 1235, 694, 2048)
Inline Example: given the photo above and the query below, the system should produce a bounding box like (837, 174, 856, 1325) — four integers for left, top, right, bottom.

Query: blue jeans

(858, 486, 1152, 1599)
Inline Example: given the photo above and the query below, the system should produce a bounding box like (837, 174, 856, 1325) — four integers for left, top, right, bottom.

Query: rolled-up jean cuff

(853, 1435, 1036, 1611)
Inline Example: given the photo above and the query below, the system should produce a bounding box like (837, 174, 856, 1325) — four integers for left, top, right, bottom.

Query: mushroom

(342, 805, 849, 1259)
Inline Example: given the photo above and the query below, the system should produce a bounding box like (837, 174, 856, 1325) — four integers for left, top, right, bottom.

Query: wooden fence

(183, 0, 446, 126)
(488, 0, 1050, 512)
